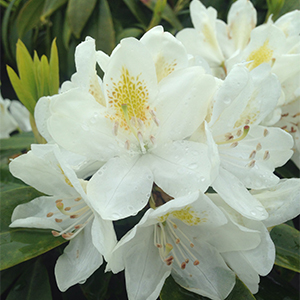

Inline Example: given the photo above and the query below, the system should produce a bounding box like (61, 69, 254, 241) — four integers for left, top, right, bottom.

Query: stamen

(193, 260, 200, 266)
(256, 143, 262, 151)
(218, 125, 250, 145)
(64, 207, 71, 211)
(124, 140, 130, 150)
(150, 135, 156, 145)
(181, 262, 186, 269)
(249, 150, 256, 159)
(55, 199, 63, 203)
(153, 117, 160, 127)
(137, 118, 144, 129)
(47, 212, 54, 217)
(248, 160, 255, 168)
(263, 150, 270, 160)
(52, 231, 60, 237)
(55, 218, 63, 223)
(245, 119, 250, 125)
(230, 142, 238, 148)
(236, 129, 242, 137)
(113, 121, 119, 136)
(264, 129, 269, 137)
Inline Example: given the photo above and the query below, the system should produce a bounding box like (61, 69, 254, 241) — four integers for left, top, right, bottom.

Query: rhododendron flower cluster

(8, 1, 300, 299)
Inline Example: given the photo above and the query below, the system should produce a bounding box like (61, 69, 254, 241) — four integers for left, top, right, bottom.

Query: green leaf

(6, 65, 36, 116)
(41, 0, 68, 20)
(0, 165, 25, 185)
(122, 0, 148, 28)
(0, 260, 30, 295)
(5, 258, 52, 300)
(277, 0, 300, 20)
(0, 185, 66, 270)
(16, 0, 46, 38)
(67, 0, 98, 38)
(225, 277, 255, 300)
(141, 0, 183, 30)
(0, 132, 34, 152)
(80, 263, 113, 300)
(255, 271, 299, 300)
(49, 39, 59, 96)
(147, 0, 167, 30)
(97, 0, 116, 54)
(160, 276, 255, 300)
(40, 55, 50, 97)
(116, 27, 144, 43)
(271, 224, 300, 272)
(275, 160, 300, 179)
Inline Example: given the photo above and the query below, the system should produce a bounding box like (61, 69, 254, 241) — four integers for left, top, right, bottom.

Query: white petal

(0, 97, 18, 138)
(9, 101, 31, 132)
(47, 88, 119, 161)
(227, 0, 257, 50)
(91, 214, 117, 261)
(87, 156, 153, 220)
(252, 179, 300, 227)
(35, 96, 53, 142)
(55, 222, 103, 291)
(155, 67, 216, 141)
(212, 167, 268, 220)
(172, 240, 235, 300)
(140, 26, 189, 82)
(149, 140, 214, 196)
(222, 251, 260, 294)
(9, 145, 76, 197)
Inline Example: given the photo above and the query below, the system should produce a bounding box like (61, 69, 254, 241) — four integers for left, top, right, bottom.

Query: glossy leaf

(271, 224, 300, 272)
(67, 0, 98, 38)
(277, 0, 300, 20)
(116, 27, 144, 43)
(147, 0, 167, 30)
(225, 277, 255, 300)
(41, 0, 68, 20)
(140, 0, 183, 30)
(0, 132, 34, 152)
(16, 0, 45, 38)
(275, 160, 300, 179)
(80, 263, 113, 300)
(255, 271, 299, 300)
(123, 0, 148, 28)
(0, 185, 66, 270)
(5, 258, 52, 300)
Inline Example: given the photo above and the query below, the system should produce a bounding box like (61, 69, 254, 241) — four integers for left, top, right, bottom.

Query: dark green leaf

(255, 271, 299, 300)
(6, 258, 52, 300)
(80, 263, 112, 300)
(141, 0, 183, 30)
(275, 160, 300, 179)
(67, 0, 98, 38)
(0, 132, 34, 151)
(122, 0, 148, 28)
(0, 182, 25, 193)
(0, 164, 25, 185)
(271, 224, 300, 272)
(41, 0, 68, 20)
(16, 0, 46, 38)
(277, 0, 300, 20)
(147, 0, 167, 30)
(0, 260, 30, 295)
(0, 185, 66, 270)
(116, 27, 144, 43)
(225, 277, 255, 300)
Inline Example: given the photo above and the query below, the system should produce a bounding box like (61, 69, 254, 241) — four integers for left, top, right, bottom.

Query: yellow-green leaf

(6, 65, 35, 115)
(49, 39, 59, 95)
(147, 0, 167, 30)
(40, 55, 50, 97)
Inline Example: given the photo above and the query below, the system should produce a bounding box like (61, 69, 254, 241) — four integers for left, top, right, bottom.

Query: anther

(55, 199, 62, 203)
(156, 243, 162, 248)
(248, 160, 255, 168)
(264, 129, 269, 137)
(176, 238, 180, 244)
(185, 259, 189, 263)
(236, 129, 242, 137)
(249, 150, 256, 159)
(190, 243, 194, 248)
(181, 262, 186, 269)
(245, 119, 250, 125)
(47, 212, 53, 217)
(64, 207, 71, 211)
(230, 142, 238, 148)
(55, 218, 63, 223)
(113, 121, 119, 136)
(124, 140, 130, 150)
(74, 197, 81, 202)
(263, 150, 270, 160)
(137, 118, 144, 129)
(173, 224, 177, 229)
(70, 214, 79, 219)
(193, 260, 200, 266)
(256, 143, 262, 151)
(150, 135, 156, 145)
(137, 131, 144, 143)
(281, 113, 289, 117)
(153, 116, 160, 127)
(52, 231, 60, 237)
(74, 225, 82, 229)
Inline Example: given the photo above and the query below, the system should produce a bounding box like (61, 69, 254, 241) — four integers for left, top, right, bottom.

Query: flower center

(154, 206, 204, 270)
(246, 40, 274, 71)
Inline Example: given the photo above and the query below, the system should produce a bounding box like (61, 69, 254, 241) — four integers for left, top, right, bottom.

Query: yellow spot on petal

(155, 55, 177, 82)
(246, 40, 274, 71)
(106, 66, 151, 130)
(158, 206, 206, 226)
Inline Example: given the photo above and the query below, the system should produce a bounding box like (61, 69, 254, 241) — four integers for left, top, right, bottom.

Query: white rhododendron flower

(0, 93, 18, 138)
(35, 34, 218, 221)
(107, 191, 274, 300)
(9, 144, 116, 291)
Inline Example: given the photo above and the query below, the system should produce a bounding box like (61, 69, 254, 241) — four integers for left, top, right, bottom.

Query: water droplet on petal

(81, 124, 89, 131)
(188, 163, 198, 170)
